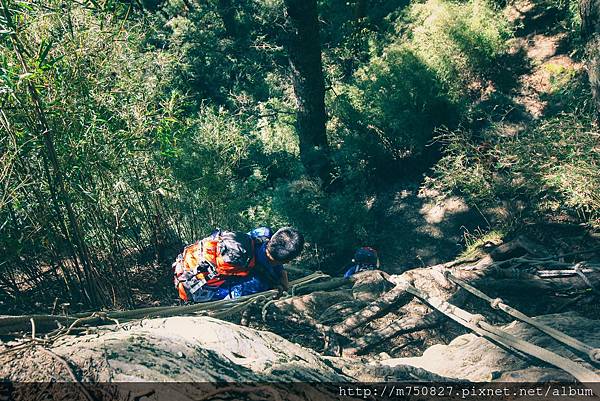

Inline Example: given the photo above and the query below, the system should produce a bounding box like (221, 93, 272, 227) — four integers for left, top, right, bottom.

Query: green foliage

(0, 0, 284, 307)
(1, 0, 595, 310)
(272, 178, 377, 267)
(329, 0, 510, 182)
(548, 0, 583, 46)
(168, 107, 261, 233)
(428, 74, 600, 228)
(459, 228, 505, 259)
(331, 45, 456, 181)
(405, 0, 512, 99)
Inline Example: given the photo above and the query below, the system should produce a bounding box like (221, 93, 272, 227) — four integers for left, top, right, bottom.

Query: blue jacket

(190, 227, 282, 302)
(344, 263, 376, 278)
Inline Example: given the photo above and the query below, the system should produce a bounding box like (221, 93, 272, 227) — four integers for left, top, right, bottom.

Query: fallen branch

(0, 272, 330, 336)
(263, 308, 340, 356)
(447, 272, 600, 363)
(36, 346, 98, 401)
(291, 277, 352, 296)
(536, 269, 595, 277)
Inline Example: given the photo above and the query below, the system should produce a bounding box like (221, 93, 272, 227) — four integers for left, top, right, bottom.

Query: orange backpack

(173, 230, 256, 301)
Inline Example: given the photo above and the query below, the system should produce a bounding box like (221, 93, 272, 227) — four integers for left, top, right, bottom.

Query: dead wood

(262, 305, 341, 356)
(292, 277, 352, 295)
(318, 301, 366, 325)
(0, 272, 330, 336)
(338, 237, 600, 356)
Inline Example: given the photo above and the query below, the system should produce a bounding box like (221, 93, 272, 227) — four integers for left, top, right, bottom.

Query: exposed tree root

(1, 238, 598, 367)
(36, 347, 97, 401)
(256, 237, 599, 358)
(343, 310, 439, 356)
(331, 283, 412, 336)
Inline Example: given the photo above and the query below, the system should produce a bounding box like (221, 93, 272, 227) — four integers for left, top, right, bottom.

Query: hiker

(343, 247, 380, 278)
(173, 227, 304, 303)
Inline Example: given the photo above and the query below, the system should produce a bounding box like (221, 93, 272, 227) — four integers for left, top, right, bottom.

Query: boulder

(1, 316, 348, 383)
(379, 313, 600, 381)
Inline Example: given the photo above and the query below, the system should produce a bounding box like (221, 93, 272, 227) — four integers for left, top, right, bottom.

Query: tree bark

(580, 0, 600, 119)
(283, 0, 331, 183)
(587, 38, 600, 119)
(216, 0, 240, 39)
(581, 0, 600, 37)
(255, 239, 600, 357)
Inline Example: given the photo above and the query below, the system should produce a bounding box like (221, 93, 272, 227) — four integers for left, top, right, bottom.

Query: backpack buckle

(188, 275, 207, 294)
(205, 263, 218, 279)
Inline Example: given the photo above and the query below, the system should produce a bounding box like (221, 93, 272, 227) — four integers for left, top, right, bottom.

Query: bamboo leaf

(38, 39, 52, 65)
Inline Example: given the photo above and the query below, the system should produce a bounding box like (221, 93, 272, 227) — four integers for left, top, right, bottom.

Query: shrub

(271, 178, 377, 270)
(333, 45, 456, 161)
(427, 75, 600, 228)
(329, 0, 511, 183)
(405, 0, 512, 99)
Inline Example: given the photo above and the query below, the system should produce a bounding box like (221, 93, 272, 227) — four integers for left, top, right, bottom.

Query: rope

(573, 263, 597, 293)
(490, 298, 503, 309)
(1, 271, 333, 364)
(261, 298, 279, 322)
(0, 272, 332, 341)
(211, 295, 268, 320)
(0, 272, 331, 336)
(445, 273, 600, 364)
(392, 279, 600, 383)
(536, 268, 595, 277)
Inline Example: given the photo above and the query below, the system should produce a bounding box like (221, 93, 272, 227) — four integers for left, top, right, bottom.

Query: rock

(380, 313, 600, 381)
(1, 316, 351, 383)
(2, 316, 365, 400)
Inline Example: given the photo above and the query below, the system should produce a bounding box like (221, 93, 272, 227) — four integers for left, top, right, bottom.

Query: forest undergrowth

(0, 0, 598, 314)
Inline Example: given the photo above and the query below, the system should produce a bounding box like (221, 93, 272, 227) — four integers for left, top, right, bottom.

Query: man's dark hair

(267, 227, 304, 263)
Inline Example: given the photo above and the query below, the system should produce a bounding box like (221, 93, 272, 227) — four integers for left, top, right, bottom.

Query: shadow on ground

(369, 183, 487, 273)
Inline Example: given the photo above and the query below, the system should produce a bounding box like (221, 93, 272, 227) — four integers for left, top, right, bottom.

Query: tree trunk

(216, 0, 240, 39)
(581, 0, 600, 37)
(588, 39, 600, 119)
(580, 0, 600, 119)
(283, 0, 331, 183)
(354, 0, 368, 19)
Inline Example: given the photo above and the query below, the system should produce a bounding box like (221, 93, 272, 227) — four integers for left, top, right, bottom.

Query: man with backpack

(343, 247, 380, 278)
(173, 227, 304, 303)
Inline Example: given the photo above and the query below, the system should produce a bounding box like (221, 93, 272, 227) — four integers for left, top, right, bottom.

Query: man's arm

(279, 270, 289, 292)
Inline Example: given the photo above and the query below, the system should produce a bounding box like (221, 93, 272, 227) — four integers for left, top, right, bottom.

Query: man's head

(352, 247, 379, 266)
(266, 227, 304, 264)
